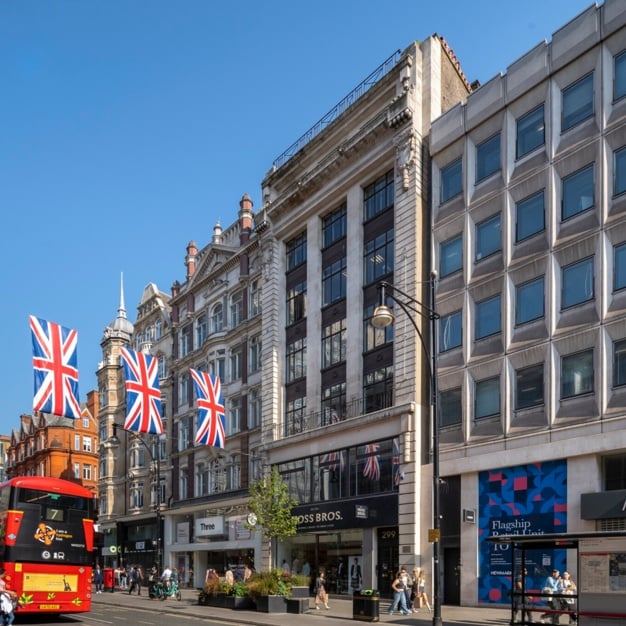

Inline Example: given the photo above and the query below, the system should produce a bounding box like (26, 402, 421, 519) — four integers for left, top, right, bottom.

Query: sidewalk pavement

(92, 586, 512, 626)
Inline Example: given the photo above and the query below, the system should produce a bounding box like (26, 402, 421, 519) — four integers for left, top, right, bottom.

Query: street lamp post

(103, 425, 164, 573)
(371, 274, 442, 626)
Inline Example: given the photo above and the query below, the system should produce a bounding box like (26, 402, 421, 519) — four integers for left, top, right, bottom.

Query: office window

(562, 350, 594, 398)
(440, 388, 462, 426)
(249, 334, 262, 373)
(439, 311, 462, 352)
(230, 345, 243, 381)
(364, 229, 394, 284)
(562, 73, 594, 131)
(286, 337, 306, 383)
(230, 290, 243, 327)
(287, 280, 307, 325)
(322, 319, 346, 368)
(562, 165, 594, 220)
(363, 366, 393, 413)
(196, 313, 207, 348)
(475, 294, 501, 339)
(322, 203, 347, 248)
(475, 214, 501, 261)
(286, 232, 307, 270)
(179, 370, 190, 404)
(615, 147, 626, 197)
(516, 191, 545, 242)
(180, 324, 192, 357)
(516, 277, 544, 325)
(364, 304, 392, 351)
(613, 339, 626, 388)
(476, 133, 501, 182)
(440, 158, 462, 203)
(562, 257, 594, 309)
(475, 377, 500, 419)
(615, 243, 626, 292)
(285, 397, 306, 436)
(322, 257, 347, 305)
(440, 235, 462, 277)
(321, 383, 346, 424)
(516, 364, 544, 409)
(248, 387, 262, 428)
(516, 104, 545, 158)
(210, 303, 223, 333)
(615, 51, 626, 101)
(227, 397, 241, 435)
(364, 170, 394, 220)
(249, 279, 261, 317)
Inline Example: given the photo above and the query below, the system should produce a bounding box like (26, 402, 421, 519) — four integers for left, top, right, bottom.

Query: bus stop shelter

(487, 531, 626, 626)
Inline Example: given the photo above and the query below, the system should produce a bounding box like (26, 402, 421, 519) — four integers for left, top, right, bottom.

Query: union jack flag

(30, 315, 81, 419)
(120, 347, 163, 435)
(392, 437, 401, 486)
(190, 369, 226, 448)
(362, 443, 380, 481)
(321, 448, 345, 472)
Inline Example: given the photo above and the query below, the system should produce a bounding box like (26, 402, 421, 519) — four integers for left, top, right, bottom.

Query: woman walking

(416, 569, 432, 611)
(387, 570, 411, 615)
(314, 570, 330, 610)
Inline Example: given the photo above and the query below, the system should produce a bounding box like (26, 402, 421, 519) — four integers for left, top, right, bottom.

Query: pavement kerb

(92, 587, 512, 626)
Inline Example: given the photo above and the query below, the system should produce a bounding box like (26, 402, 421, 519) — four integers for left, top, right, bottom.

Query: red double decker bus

(0, 476, 95, 615)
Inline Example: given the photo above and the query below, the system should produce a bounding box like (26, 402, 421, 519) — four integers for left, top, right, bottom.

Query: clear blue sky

(0, 0, 595, 434)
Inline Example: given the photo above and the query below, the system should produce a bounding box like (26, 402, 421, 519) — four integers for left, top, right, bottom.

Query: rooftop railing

(272, 50, 402, 171)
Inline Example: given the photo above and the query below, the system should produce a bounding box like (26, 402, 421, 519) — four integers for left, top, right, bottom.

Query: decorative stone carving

(396, 130, 416, 191)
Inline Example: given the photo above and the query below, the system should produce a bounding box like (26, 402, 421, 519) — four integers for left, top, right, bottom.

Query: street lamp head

(371, 304, 395, 328)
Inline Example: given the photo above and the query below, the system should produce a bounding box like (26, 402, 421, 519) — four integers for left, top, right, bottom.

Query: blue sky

(0, 0, 595, 434)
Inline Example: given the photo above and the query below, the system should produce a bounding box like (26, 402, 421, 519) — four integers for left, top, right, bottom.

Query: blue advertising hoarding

(478, 459, 567, 604)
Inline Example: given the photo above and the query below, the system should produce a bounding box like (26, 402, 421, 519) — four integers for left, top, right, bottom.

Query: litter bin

(353, 590, 380, 622)
(103, 567, 115, 593)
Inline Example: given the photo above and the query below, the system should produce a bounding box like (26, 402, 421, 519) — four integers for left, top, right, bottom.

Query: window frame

(515, 363, 544, 410)
(476, 133, 501, 182)
(475, 377, 500, 419)
(561, 349, 594, 399)
(516, 276, 545, 326)
(516, 104, 545, 159)
(516, 190, 545, 242)
(562, 72, 594, 131)
(439, 387, 462, 427)
(561, 164, 594, 221)
(561, 256, 594, 310)
(615, 50, 626, 102)
(440, 234, 463, 278)
(439, 310, 462, 353)
(614, 147, 626, 197)
(440, 157, 463, 204)
(475, 213, 501, 261)
(475, 294, 501, 340)
(613, 338, 626, 388)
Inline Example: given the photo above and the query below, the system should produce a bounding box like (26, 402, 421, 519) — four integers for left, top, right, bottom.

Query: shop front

(287, 493, 398, 597)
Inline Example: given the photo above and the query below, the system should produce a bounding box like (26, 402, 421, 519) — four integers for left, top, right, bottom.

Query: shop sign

(294, 493, 397, 532)
(195, 516, 225, 537)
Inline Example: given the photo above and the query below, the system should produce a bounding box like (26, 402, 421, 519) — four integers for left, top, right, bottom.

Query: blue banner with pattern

(478, 459, 567, 604)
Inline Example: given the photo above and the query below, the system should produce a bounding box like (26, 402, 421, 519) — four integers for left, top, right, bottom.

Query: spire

(118, 272, 128, 320)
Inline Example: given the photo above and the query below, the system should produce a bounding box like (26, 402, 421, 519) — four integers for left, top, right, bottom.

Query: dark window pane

(562, 257, 594, 309)
(441, 158, 462, 203)
(476, 134, 501, 182)
(615, 243, 626, 292)
(439, 311, 462, 352)
(475, 214, 501, 261)
(475, 377, 500, 418)
(516, 277, 544, 325)
(516, 105, 545, 158)
(562, 73, 594, 131)
(476, 295, 501, 339)
(440, 235, 462, 277)
(516, 191, 545, 242)
(562, 165, 594, 220)
(613, 339, 626, 388)
(614, 51, 626, 102)
(561, 350, 594, 398)
(615, 147, 626, 197)
(440, 388, 462, 426)
(516, 364, 544, 409)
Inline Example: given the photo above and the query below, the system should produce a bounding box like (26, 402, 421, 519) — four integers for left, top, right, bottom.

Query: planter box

(229, 596, 254, 610)
(200, 594, 227, 607)
(254, 595, 287, 613)
(291, 586, 310, 599)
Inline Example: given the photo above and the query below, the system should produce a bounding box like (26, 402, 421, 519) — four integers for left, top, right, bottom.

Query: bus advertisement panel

(0, 476, 94, 615)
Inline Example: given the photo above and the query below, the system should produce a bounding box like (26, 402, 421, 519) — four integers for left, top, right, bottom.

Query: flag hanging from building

(190, 368, 226, 448)
(362, 443, 381, 481)
(30, 315, 81, 419)
(392, 437, 401, 486)
(120, 347, 163, 435)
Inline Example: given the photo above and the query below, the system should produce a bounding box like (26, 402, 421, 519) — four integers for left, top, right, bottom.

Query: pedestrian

(0, 568, 16, 626)
(512, 567, 533, 624)
(93, 564, 104, 594)
(559, 571, 577, 624)
(541, 569, 561, 624)
(387, 570, 411, 615)
(188, 566, 194, 588)
(314, 570, 330, 610)
(128, 566, 141, 595)
(281, 559, 291, 575)
(416, 569, 432, 611)
(399, 567, 413, 612)
(161, 565, 173, 591)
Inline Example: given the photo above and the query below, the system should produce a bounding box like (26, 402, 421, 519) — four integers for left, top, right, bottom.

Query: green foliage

(289, 573, 311, 588)
(230, 580, 250, 597)
(247, 466, 299, 542)
(245, 569, 291, 598)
